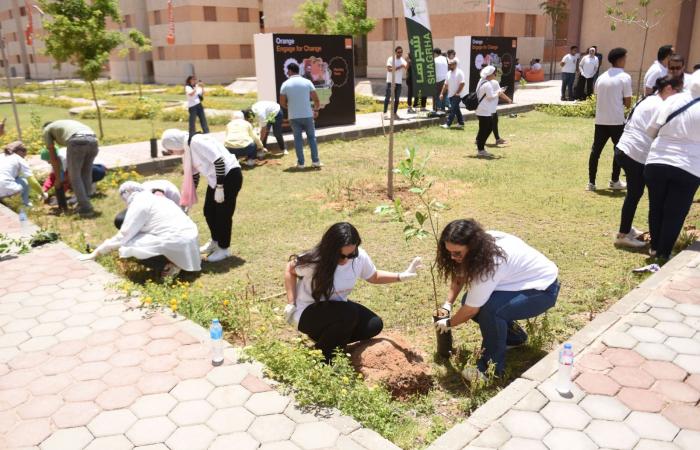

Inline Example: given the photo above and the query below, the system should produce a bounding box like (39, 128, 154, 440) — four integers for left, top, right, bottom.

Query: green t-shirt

(43, 120, 95, 147)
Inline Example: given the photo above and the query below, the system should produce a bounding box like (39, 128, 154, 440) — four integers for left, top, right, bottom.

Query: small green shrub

(0, 111, 46, 155)
(536, 95, 597, 118)
(14, 95, 78, 109)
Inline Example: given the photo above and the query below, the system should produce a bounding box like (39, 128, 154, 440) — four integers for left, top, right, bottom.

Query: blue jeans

(15, 177, 30, 205)
(446, 95, 464, 126)
(289, 117, 319, 166)
(226, 142, 257, 161)
(463, 280, 560, 375)
(188, 103, 209, 135)
(561, 72, 575, 99)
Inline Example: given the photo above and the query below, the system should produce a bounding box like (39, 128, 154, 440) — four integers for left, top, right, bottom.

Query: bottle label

(210, 328, 222, 339)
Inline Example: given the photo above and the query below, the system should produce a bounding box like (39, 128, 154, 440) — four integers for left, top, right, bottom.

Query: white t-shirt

(386, 56, 407, 84)
(445, 68, 466, 97)
(579, 55, 599, 78)
(683, 73, 692, 92)
(189, 134, 240, 189)
(251, 101, 281, 128)
(643, 60, 667, 90)
(185, 85, 203, 108)
(646, 92, 700, 178)
(292, 247, 377, 326)
(434, 55, 449, 82)
(475, 79, 501, 117)
(561, 54, 577, 73)
(594, 68, 633, 125)
(462, 231, 559, 308)
(532, 62, 542, 71)
(616, 94, 664, 164)
(0, 153, 32, 197)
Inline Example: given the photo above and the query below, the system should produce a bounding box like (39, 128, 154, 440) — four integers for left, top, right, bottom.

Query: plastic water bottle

(556, 343, 574, 394)
(210, 319, 224, 367)
(18, 208, 29, 232)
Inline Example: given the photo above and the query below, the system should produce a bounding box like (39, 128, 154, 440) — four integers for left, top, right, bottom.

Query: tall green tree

(540, 0, 569, 81)
(294, 0, 334, 34)
(294, 0, 375, 35)
(334, 0, 375, 36)
(38, 0, 136, 139)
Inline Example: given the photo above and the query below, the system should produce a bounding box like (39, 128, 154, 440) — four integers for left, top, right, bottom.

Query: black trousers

(476, 115, 494, 151)
(589, 124, 624, 184)
(383, 83, 402, 114)
(583, 76, 595, 98)
(262, 109, 285, 151)
(298, 300, 383, 362)
(644, 164, 700, 259)
(614, 148, 646, 234)
(203, 168, 243, 250)
(492, 113, 501, 140)
(434, 80, 446, 111)
(406, 80, 427, 108)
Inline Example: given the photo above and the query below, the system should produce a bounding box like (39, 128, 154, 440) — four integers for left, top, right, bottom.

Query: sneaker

(407, 107, 416, 114)
(440, 124, 450, 129)
(67, 196, 78, 206)
(207, 247, 231, 263)
(420, 107, 428, 112)
(461, 366, 487, 383)
(629, 226, 644, 238)
(586, 183, 597, 192)
(78, 209, 96, 218)
(383, 113, 390, 120)
(477, 150, 494, 158)
(614, 234, 646, 248)
(200, 240, 219, 255)
(495, 138, 507, 145)
(649, 248, 657, 257)
(245, 159, 256, 168)
(283, 149, 289, 155)
(256, 150, 266, 159)
(454, 124, 464, 129)
(161, 263, 181, 278)
(506, 322, 528, 349)
(609, 180, 627, 190)
(295, 164, 306, 170)
(312, 161, 324, 168)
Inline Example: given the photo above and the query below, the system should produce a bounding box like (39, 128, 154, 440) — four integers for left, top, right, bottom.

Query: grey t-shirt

(43, 120, 95, 147)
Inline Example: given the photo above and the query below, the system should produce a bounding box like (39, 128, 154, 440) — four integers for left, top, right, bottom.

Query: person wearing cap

(643, 45, 674, 97)
(579, 47, 599, 98)
(43, 120, 99, 217)
(224, 111, 267, 168)
(39, 147, 107, 199)
(161, 129, 243, 263)
(643, 71, 700, 260)
(78, 182, 201, 278)
(475, 65, 512, 158)
(587, 47, 633, 192)
(439, 59, 466, 129)
(0, 141, 45, 207)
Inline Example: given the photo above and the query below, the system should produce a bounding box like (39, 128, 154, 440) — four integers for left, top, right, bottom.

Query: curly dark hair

(436, 219, 506, 286)
(291, 222, 362, 302)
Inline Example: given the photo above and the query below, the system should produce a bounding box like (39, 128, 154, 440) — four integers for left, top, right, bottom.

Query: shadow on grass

(200, 254, 247, 273)
(593, 189, 626, 198)
(282, 166, 324, 173)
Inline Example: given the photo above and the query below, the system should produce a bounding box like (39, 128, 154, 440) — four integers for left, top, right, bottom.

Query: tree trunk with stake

(89, 81, 104, 139)
(387, 0, 396, 200)
(550, 20, 557, 81)
(0, 30, 22, 140)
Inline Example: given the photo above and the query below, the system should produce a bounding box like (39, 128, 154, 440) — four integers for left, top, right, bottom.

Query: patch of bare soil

(348, 332, 433, 399)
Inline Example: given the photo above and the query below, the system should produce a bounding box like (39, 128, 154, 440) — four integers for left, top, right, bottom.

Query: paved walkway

(25, 81, 562, 176)
(0, 207, 399, 450)
(428, 244, 700, 450)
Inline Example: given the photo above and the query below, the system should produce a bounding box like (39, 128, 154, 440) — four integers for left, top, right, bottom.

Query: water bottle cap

(212, 318, 220, 324)
(564, 343, 572, 349)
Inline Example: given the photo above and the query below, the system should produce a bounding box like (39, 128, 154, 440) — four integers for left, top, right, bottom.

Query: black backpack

(462, 80, 486, 111)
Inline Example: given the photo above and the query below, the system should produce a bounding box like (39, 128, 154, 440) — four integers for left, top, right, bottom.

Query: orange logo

(345, 38, 352, 49)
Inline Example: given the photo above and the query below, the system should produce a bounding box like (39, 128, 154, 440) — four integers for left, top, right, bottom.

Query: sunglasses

(339, 250, 359, 260)
(668, 66, 684, 71)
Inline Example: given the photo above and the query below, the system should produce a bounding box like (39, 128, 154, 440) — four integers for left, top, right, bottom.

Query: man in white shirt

(587, 47, 633, 191)
(667, 54, 692, 92)
(643, 44, 674, 96)
(579, 47, 599, 98)
(433, 48, 449, 112)
(560, 46, 578, 101)
(439, 59, 466, 129)
(383, 46, 408, 119)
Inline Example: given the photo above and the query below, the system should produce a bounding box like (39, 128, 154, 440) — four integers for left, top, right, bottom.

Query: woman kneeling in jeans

(434, 219, 560, 380)
(283, 222, 422, 362)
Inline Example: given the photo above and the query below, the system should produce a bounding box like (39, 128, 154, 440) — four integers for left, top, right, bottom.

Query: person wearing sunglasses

(667, 55, 692, 92)
(283, 222, 422, 362)
(434, 219, 559, 381)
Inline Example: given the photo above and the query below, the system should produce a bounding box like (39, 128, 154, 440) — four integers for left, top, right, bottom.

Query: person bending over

(283, 222, 422, 362)
(434, 219, 560, 381)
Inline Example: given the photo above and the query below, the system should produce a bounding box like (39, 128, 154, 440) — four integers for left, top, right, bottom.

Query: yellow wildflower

(223, 299, 230, 307)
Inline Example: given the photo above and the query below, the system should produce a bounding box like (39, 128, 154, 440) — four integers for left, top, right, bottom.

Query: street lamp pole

(32, 5, 56, 97)
(0, 25, 23, 140)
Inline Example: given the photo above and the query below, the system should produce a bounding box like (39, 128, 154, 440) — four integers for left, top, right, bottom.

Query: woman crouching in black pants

(283, 222, 422, 362)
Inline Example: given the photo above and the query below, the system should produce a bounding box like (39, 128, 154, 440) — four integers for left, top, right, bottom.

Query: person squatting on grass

(113, 180, 182, 229)
(434, 219, 560, 381)
(224, 111, 267, 168)
(161, 129, 243, 263)
(283, 222, 423, 363)
(0, 141, 45, 207)
(643, 71, 700, 260)
(613, 76, 683, 249)
(78, 181, 201, 278)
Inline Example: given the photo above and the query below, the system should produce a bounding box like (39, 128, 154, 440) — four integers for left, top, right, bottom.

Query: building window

(124, 15, 132, 28)
(240, 44, 252, 59)
(154, 10, 161, 25)
(16, 55, 21, 63)
(19, 7, 26, 16)
(204, 6, 217, 22)
(525, 15, 536, 37)
(237, 8, 249, 22)
(493, 12, 505, 36)
(382, 18, 399, 41)
(207, 44, 220, 60)
(157, 46, 165, 60)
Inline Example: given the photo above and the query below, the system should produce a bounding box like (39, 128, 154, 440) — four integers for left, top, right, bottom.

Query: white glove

(284, 304, 297, 326)
(78, 251, 98, 261)
(435, 318, 452, 334)
(398, 256, 423, 281)
(441, 302, 452, 313)
(214, 185, 225, 203)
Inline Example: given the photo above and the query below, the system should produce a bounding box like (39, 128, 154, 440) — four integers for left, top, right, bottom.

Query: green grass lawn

(26, 111, 700, 448)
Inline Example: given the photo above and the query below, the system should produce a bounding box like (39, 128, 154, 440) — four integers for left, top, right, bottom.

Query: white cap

(160, 129, 188, 153)
(480, 65, 496, 78)
(232, 111, 244, 120)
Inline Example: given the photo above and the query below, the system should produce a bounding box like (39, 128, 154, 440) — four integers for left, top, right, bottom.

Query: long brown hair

(436, 219, 506, 286)
(291, 222, 362, 302)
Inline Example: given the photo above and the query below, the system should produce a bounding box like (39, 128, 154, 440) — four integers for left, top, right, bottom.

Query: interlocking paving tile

(291, 421, 341, 449)
(636, 343, 678, 362)
(168, 399, 215, 425)
(513, 388, 549, 412)
(209, 432, 260, 450)
(617, 387, 666, 412)
(542, 428, 598, 450)
(171, 378, 215, 401)
(130, 393, 178, 418)
(602, 348, 646, 367)
(602, 331, 638, 349)
(245, 390, 292, 416)
(656, 321, 696, 338)
(207, 384, 253, 408)
(39, 425, 93, 450)
(206, 406, 256, 433)
(126, 416, 177, 446)
(575, 372, 621, 396)
(674, 429, 700, 449)
(165, 424, 217, 450)
(662, 404, 700, 431)
(653, 380, 700, 403)
(648, 308, 685, 323)
(87, 408, 138, 437)
(16, 394, 62, 419)
(96, 385, 140, 410)
(540, 402, 592, 430)
(633, 438, 683, 450)
(584, 419, 640, 449)
(470, 422, 511, 448)
(51, 401, 101, 428)
(666, 337, 700, 355)
(575, 353, 612, 372)
(248, 414, 296, 443)
(674, 354, 700, 374)
(499, 410, 552, 439)
(579, 394, 631, 421)
(628, 326, 668, 344)
(205, 363, 249, 386)
(499, 437, 547, 450)
(84, 435, 133, 450)
(136, 373, 180, 394)
(624, 411, 680, 442)
(609, 366, 655, 389)
(641, 360, 688, 381)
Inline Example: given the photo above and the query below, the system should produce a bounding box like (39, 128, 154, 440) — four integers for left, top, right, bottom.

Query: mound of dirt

(348, 333, 433, 399)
